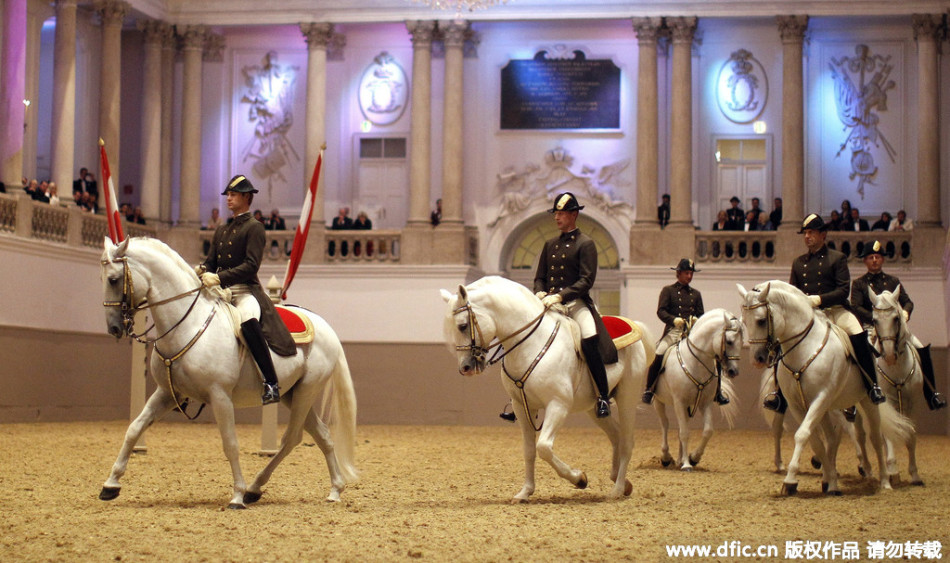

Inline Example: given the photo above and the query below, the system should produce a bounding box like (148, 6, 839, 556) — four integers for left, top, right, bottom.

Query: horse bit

(102, 255, 213, 419)
(453, 300, 557, 431)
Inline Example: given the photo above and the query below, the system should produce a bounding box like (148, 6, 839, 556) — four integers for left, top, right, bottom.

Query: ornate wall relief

(716, 49, 768, 124)
(358, 51, 409, 126)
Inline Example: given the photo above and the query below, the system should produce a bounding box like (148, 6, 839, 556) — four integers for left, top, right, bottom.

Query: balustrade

(325, 230, 401, 263)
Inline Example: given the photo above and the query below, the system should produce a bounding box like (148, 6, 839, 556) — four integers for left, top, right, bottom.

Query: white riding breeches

(656, 327, 684, 356)
(824, 305, 862, 335)
(229, 284, 261, 324)
(565, 299, 596, 339)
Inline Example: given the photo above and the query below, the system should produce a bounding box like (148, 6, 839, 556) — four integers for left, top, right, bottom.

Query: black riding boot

(581, 336, 611, 418)
(714, 372, 730, 405)
(642, 355, 664, 404)
(850, 332, 885, 404)
(241, 319, 280, 405)
(499, 400, 517, 422)
(917, 345, 947, 411)
(763, 365, 787, 413)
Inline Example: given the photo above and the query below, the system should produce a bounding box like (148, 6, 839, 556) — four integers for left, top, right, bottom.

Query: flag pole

(281, 143, 326, 300)
(99, 138, 125, 243)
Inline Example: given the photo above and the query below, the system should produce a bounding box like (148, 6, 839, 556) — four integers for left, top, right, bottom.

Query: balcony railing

(325, 230, 401, 263)
(696, 231, 777, 263)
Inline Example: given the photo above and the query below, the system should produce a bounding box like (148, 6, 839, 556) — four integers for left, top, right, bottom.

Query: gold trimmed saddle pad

(276, 305, 315, 345)
(602, 315, 642, 350)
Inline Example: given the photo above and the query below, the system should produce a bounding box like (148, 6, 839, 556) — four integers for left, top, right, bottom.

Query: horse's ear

(440, 289, 454, 303)
(115, 237, 130, 257)
(458, 284, 468, 302)
(103, 236, 114, 252)
(894, 284, 902, 298)
(868, 285, 880, 304)
(737, 284, 748, 299)
(760, 282, 771, 301)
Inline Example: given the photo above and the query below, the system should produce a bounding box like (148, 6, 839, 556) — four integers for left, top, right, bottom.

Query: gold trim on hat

(872, 240, 882, 252)
(556, 194, 572, 210)
(229, 175, 246, 188)
(802, 213, 819, 226)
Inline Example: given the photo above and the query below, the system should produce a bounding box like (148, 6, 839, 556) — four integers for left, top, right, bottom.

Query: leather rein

(676, 318, 741, 417)
(872, 302, 916, 415)
(102, 256, 213, 420)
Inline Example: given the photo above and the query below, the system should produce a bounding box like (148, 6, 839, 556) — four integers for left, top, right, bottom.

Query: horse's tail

(635, 321, 656, 366)
(876, 399, 915, 447)
(321, 350, 360, 484)
(718, 375, 739, 429)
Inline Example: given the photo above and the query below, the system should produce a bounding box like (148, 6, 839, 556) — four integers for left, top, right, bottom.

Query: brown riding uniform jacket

(850, 271, 914, 326)
(789, 244, 850, 309)
(657, 282, 704, 337)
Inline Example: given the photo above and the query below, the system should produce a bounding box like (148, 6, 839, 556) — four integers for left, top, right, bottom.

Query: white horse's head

(738, 280, 816, 368)
(441, 283, 498, 376)
(101, 237, 141, 339)
(718, 310, 745, 379)
(869, 284, 905, 366)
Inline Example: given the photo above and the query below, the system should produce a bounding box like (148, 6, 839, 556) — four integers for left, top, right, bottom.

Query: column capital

(138, 20, 172, 45)
(668, 16, 698, 44)
(178, 25, 208, 51)
(439, 20, 469, 47)
(406, 20, 437, 47)
(300, 22, 334, 48)
(95, 0, 129, 26)
(631, 16, 663, 43)
(203, 33, 225, 62)
(54, 0, 78, 11)
(912, 14, 943, 43)
(776, 15, 808, 43)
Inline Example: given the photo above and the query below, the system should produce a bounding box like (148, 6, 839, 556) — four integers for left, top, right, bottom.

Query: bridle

(102, 254, 212, 419)
(872, 301, 915, 414)
(676, 318, 741, 417)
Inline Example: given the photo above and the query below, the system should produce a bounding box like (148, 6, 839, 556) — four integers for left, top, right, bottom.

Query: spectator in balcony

(748, 197, 763, 225)
(657, 193, 670, 229)
(332, 207, 353, 229)
(889, 209, 914, 231)
(840, 199, 852, 221)
(712, 210, 728, 231)
(827, 209, 843, 230)
(430, 198, 442, 227)
(725, 196, 744, 231)
(131, 206, 146, 225)
(253, 209, 266, 224)
(267, 208, 286, 231)
(73, 167, 98, 198)
(871, 211, 892, 231)
(837, 207, 854, 231)
(354, 211, 373, 230)
(46, 182, 60, 206)
(743, 210, 758, 231)
(204, 207, 223, 230)
(849, 208, 870, 231)
(122, 203, 134, 222)
(769, 197, 783, 229)
(85, 192, 99, 213)
(757, 211, 774, 231)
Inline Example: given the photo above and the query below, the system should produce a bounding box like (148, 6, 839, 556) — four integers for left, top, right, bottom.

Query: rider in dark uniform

(533, 192, 617, 418)
(642, 259, 728, 405)
(764, 213, 886, 412)
(200, 174, 296, 405)
(850, 240, 946, 410)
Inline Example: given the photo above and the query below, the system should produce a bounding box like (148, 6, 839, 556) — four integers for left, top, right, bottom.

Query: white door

(355, 137, 408, 229)
(715, 138, 769, 213)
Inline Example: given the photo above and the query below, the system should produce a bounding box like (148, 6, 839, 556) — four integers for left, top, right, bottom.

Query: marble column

(631, 17, 662, 227)
(50, 0, 77, 193)
(0, 0, 27, 187)
(138, 20, 168, 221)
(300, 23, 334, 228)
(912, 14, 942, 228)
(668, 16, 697, 229)
(406, 20, 436, 228)
(177, 25, 206, 227)
(97, 0, 128, 186)
(159, 29, 175, 223)
(777, 15, 807, 229)
(440, 20, 467, 227)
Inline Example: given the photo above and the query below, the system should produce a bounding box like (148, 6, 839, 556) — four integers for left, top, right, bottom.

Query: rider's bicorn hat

(548, 192, 584, 213)
(221, 174, 259, 195)
(860, 240, 886, 258)
(798, 213, 830, 233)
(672, 258, 700, 272)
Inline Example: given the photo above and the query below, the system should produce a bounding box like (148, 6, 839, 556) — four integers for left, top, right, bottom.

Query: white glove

(535, 291, 547, 300)
(673, 317, 685, 329)
(201, 272, 221, 288)
(901, 309, 910, 323)
(194, 264, 207, 276)
(809, 295, 822, 308)
(541, 294, 563, 307)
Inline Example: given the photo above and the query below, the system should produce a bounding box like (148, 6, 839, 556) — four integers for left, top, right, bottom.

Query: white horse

(738, 281, 913, 495)
(869, 285, 924, 485)
(651, 309, 741, 471)
(441, 276, 655, 501)
(99, 237, 358, 508)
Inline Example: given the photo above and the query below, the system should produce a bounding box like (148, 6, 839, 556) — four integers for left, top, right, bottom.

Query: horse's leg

(857, 399, 890, 490)
(884, 436, 898, 485)
(770, 412, 786, 472)
(818, 414, 842, 495)
(907, 424, 923, 486)
(655, 401, 674, 467)
(672, 401, 692, 471)
(207, 390, 248, 508)
(587, 409, 621, 482)
(534, 402, 587, 490)
(783, 396, 831, 495)
(512, 399, 537, 503)
(848, 410, 872, 478)
(100, 388, 176, 500)
(688, 404, 715, 469)
(607, 375, 637, 498)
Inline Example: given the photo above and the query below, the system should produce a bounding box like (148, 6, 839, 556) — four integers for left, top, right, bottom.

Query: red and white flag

(281, 147, 324, 300)
(98, 138, 125, 243)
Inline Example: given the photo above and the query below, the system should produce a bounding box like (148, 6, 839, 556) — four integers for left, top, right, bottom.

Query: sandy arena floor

(0, 420, 947, 562)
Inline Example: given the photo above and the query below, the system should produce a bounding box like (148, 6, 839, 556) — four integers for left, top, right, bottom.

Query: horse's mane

(753, 280, 810, 311)
(129, 237, 198, 281)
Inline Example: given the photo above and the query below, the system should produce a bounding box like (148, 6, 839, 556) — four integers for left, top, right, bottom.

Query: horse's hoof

(821, 482, 829, 493)
(889, 474, 900, 487)
(244, 491, 262, 504)
(510, 497, 529, 504)
(661, 458, 673, 468)
(781, 482, 798, 496)
(623, 480, 633, 496)
(811, 456, 822, 470)
(858, 465, 867, 478)
(911, 480, 925, 487)
(99, 486, 121, 501)
(825, 489, 843, 497)
(681, 466, 693, 472)
(575, 472, 588, 490)
(688, 454, 700, 467)
(228, 503, 247, 510)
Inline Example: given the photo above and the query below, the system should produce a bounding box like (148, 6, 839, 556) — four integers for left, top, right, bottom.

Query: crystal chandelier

(414, 0, 509, 13)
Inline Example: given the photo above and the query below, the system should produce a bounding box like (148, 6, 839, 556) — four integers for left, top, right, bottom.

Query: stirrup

(928, 393, 947, 411)
(843, 406, 857, 422)
(499, 402, 517, 422)
(868, 385, 886, 405)
(763, 391, 786, 413)
(262, 383, 280, 406)
(715, 392, 730, 406)
(596, 397, 611, 418)
(641, 389, 655, 405)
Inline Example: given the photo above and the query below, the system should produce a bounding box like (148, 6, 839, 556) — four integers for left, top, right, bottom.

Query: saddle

(601, 316, 642, 350)
(275, 305, 315, 345)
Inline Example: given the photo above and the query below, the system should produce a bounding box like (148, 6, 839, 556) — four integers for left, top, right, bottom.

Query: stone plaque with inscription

(500, 51, 621, 130)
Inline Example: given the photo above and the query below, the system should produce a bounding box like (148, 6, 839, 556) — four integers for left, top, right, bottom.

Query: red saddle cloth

(602, 315, 642, 350)
(275, 305, 314, 344)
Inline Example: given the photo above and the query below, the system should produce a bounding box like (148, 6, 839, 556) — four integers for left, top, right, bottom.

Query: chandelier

(413, 0, 509, 13)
